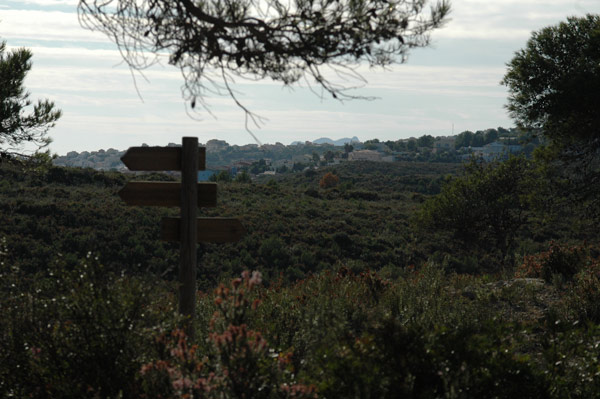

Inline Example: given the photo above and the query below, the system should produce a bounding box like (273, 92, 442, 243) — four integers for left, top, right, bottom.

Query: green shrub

(516, 242, 592, 282)
(253, 265, 548, 398)
(541, 321, 600, 398)
(311, 319, 548, 399)
(0, 251, 176, 398)
(139, 271, 317, 399)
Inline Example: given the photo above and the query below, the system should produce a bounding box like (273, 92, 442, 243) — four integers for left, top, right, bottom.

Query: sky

(2, 0, 600, 155)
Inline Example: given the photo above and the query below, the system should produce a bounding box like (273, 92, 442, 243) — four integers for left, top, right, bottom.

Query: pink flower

(172, 377, 192, 391)
(249, 271, 262, 287)
(29, 347, 41, 357)
(140, 363, 153, 375)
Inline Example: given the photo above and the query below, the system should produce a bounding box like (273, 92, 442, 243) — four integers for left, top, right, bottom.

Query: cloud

(435, 0, 600, 40)
(7, 0, 548, 153)
(12, 0, 78, 5)
(1, 9, 108, 43)
(20, 41, 513, 154)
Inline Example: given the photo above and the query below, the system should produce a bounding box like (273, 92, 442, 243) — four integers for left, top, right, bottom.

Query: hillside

(0, 160, 456, 288)
(51, 126, 535, 171)
(3, 158, 600, 398)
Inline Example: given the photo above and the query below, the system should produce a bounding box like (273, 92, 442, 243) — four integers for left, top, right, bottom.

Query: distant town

(53, 127, 539, 180)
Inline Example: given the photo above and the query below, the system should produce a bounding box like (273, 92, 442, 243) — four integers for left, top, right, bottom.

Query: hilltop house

(433, 136, 456, 153)
(464, 142, 523, 161)
(348, 150, 382, 162)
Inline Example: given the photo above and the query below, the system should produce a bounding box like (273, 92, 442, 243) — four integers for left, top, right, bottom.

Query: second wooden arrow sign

(118, 182, 217, 207)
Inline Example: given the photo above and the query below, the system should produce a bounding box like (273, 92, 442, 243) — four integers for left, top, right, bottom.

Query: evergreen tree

(0, 40, 61, 157)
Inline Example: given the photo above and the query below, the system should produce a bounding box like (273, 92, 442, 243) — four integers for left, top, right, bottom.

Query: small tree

(234, 169, 252, 182)
(417, 135, 434, 148)
(324, 150, 335, 163)
(210, 169, 232, 182)
(1, 40, 62, 158)
(417, 157, 533, 265)
(502, 15, 600, 217)
(312, 152, 320, 164)
(502, 15, 600, 146)
(319, 172, 339, 189)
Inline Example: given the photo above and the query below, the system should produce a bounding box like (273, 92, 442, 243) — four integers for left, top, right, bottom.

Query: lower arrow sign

(161, 217, 246, 243)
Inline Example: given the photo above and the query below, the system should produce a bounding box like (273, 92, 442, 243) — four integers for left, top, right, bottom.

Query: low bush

(515, 242, 595, 282)
(0, 248, 176, 398)
(139, 271, 317, 399)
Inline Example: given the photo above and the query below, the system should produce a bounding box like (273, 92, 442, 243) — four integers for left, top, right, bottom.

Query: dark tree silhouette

(503, 14, 600, 146)
(0, 40, 62, 157)
(502, 15, 600, 216)
(78, 0, 450, 123)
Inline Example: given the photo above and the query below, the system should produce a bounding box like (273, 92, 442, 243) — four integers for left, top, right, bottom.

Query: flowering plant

(140, 271, 317, 398)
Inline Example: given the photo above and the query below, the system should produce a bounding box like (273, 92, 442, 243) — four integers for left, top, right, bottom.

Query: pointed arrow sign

(121, 146, 206, 171)
(161, 217, 246, 243)
(118, 182, 217, 207)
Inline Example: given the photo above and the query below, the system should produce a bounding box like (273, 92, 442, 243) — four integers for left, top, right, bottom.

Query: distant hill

(292, 136, 360, 146)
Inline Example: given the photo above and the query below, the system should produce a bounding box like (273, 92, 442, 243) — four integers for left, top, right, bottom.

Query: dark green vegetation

(503, 14, 600, 219)
(0, 159, 457, 288)
(4, 13, 600, 399)
(2, 152, 600, 398)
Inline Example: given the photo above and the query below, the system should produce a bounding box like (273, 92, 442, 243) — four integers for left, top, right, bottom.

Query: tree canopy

(502, 15, 600, 217)
(0, 40, 62, 157)
(417, 157, 533, 265)
(78, 0, 450, 119)
(502, 14, 600, 146)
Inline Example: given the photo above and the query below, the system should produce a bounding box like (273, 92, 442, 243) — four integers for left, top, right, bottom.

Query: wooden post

(179, 137, 198, 337)
(119, 138, 244, 339)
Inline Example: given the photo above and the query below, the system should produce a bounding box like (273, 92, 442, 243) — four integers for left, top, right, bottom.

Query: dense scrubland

(3, 5, 600, 398)
(2, 154, 600, 398)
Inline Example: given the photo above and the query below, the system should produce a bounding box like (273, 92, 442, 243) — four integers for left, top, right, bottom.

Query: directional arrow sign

(161, 217, 246, 243)
(121, 146, 206, 171)
(118, 182, 217, 207)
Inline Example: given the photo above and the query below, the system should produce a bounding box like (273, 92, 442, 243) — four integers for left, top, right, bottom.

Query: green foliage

(3, 237, 600, 399)
(5, 140, 600, 399)
(503, 15, 600, 218)
(416, 157, 534, 267)
(540, 323, 600, 398)
(416, 134, 435, 148)
(250, 265, 549, 398)
(515, 242, 593, 283)
(210, 169, 233, 182)
(259, 236, 290, 270)
(503, 15, 600, 145)
(312, 319, 547, 399)
(139, 271, 317, 399)
(0, 39, 61, 156)
(454, 129, 497, 148)
(234, 169, 252, 183)
(318, 172, 339, 188)
(4, 160, 432, 286)
(407, 139, 417, 151)
(0, 247, 177, 398)
(0, 162, 178, 276)
(566, 266, 600, 324)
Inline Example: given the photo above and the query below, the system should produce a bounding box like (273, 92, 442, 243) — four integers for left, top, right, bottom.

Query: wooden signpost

(119, 137, 245, 337)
